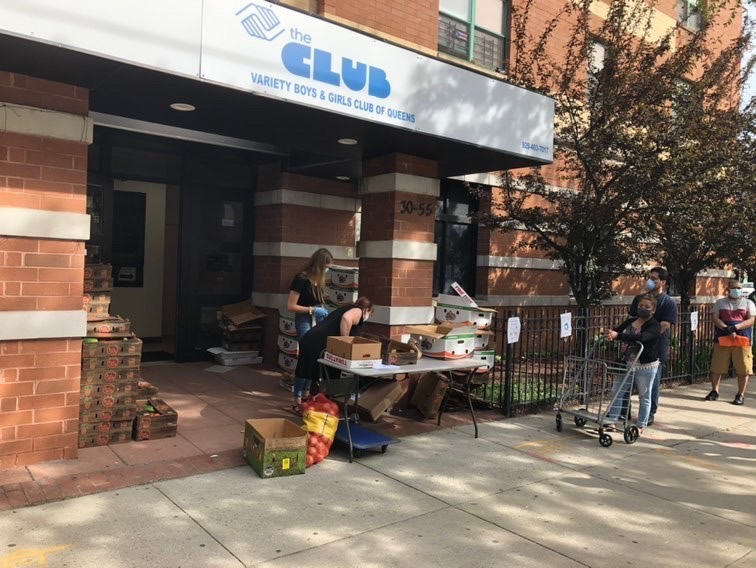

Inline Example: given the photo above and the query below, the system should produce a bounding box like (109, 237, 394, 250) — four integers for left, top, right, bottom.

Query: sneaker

(704, 390, 719, 401)
(647, 415, 655, 426)
(732, 394, 745, 406)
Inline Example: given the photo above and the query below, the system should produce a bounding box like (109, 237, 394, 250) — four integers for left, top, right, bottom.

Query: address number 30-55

(399, 200, 434, 216)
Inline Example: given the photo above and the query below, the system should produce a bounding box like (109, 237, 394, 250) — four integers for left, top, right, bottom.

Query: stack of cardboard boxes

(132, 398, 178, 441)
(80, 335, 141, 448)
(212, 300, 265, 366)
(80, 261, 179, 446)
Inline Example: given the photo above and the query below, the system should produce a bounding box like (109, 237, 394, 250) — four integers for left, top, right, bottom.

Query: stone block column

(357, 153, 438, 338)
(251, 163, 360, 363)
(0, 71, 92, 468)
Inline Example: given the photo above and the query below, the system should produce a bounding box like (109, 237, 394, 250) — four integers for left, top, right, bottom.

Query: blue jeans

(649, 362, 663, 417)
(293, 308, 328, 399)
(607, 361, 660, 428)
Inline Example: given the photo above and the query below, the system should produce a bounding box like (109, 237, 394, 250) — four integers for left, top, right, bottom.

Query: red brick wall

(0, 339, 82, 467)
(359, 259, 433, 306)
(321, 0, 439, 51)
(0, 71, 88, 467)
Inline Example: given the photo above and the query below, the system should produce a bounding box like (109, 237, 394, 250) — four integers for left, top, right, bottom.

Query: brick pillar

(0, 71, 91, 468)
(357, 153, 438, 339)
(252, 163, 359, 366)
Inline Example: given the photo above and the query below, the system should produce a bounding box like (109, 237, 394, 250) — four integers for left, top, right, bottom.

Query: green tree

(472, 0, 752, 308)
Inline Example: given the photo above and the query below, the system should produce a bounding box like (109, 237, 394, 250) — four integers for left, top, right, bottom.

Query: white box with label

(405, 323, 477, 360)
(277, 334, 299, 356)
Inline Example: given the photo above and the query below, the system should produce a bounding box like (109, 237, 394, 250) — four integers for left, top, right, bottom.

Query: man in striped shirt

(706, 280, 756, 406)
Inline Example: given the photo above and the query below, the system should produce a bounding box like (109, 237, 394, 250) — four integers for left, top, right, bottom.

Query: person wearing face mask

(290, 297, 374, 414)
(706, 280, 756, 405)
(627, 267, 677, 425)
(604, 294, 662, 434)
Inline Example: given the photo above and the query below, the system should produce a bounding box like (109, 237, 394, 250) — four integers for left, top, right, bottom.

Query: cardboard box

(278, 351, 298, 372)
(82, 336, 143, 358)
(435, 295, 496, 329)
(323, 351, 381, 369)
(83, 292, 111, 306)
(86, 316, 131, 338)
(207, 347, 262, 366)
(137, 380, 159, 398)
(327, 265, 359, 289)
(84, 264, 112, 279)
(78, 431, 131, 448)
(474, 330, 494, 351)
(79, 418, 134, 436)
(82, 355, 141, 371)
(242, 419, 307, 479)
(326, 336, 382, 362)
(325, 284, 359, 306)
(357, 379, 403, 422)
(80, 381, 138, 399)
(85, 302, 111, 321)
(84, 277, 114, 292)
(132, 398, 178, 440)
(405, 323, 477, 360)
(410, 372, 449, 419)
(277, 334, 299, 356)
(79, 406, 136, 423)
(362, 334, 421, 365)
(222, 339, 261, 352)
(472, 350, 496, 372)
(79, 394, 137, 412)
(279, 314, 297, 337)
(81, 368, 139, 385)
(220, 300, 266, 327)
(133, 424, 178, 441)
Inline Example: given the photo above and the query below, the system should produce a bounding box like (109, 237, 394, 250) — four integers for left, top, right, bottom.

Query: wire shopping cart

(555, 341, 644, 447)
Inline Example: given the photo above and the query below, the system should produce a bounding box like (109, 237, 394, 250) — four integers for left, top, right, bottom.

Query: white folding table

(318, 357, 484, 462)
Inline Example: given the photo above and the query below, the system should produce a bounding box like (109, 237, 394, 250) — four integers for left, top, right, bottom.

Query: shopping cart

(555, 342, 643, 447)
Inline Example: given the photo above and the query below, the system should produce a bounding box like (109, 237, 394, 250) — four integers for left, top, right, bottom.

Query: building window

(434, 182, 478, 296)
(678, 0, 703, 31)
(587, 40, 606, 97)
(439, 0, 508, 71)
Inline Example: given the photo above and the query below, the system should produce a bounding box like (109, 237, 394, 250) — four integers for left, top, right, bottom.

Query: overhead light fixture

(337, 138, 358, 145)
(170, 103, 196, 112)
(336, 176, 350, 181)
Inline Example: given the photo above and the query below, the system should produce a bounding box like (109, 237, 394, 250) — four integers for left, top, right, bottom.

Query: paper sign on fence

(690, 311, 699, 332)
(507, 317, 521, 344)
(560, 312, 572, 338)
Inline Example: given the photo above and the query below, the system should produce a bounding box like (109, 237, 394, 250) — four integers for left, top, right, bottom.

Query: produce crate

(136, 380, 159, 398)
(79, 394, 137, 412)
(82, 336, 143, 358)
(222, 339, 262, 352)
(242, 418, 307, 479)
(83, 292, 111, 306)
(84, 277, 114, 292)
(80, 381, 138, 399)
(86, 316, 131, 338)
(84, 264, 112, 279)
(79, 418, 134, 436)
(78, 431, 131, 448)
(82, 355, 141, 371)
(81, 368, 139, 385)
(132, 398, 178, 441)
(79, 406, 137, 423)
(86, 302, 111, 321)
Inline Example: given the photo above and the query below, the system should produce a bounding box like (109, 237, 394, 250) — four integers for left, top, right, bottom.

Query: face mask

(645, 279, 657, 291)
(637, 308, 653, 318)
(729, 289, 742, 299)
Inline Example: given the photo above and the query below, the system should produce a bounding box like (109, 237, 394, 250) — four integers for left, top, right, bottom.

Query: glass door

(176, 185, 254, 362)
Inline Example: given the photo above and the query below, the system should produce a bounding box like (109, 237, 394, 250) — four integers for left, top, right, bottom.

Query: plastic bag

(301, 394, 340, 468)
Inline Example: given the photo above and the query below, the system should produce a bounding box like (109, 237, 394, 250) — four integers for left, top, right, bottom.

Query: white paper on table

(560, 312, 572, 338)
(507, 317, 521, 344)
(690, 311, 699, 332)
(206, 347, 225, 355)
(373, 363, 400, 371)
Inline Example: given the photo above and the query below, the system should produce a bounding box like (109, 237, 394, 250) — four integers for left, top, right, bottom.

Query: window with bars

(438, 0, 508, 71)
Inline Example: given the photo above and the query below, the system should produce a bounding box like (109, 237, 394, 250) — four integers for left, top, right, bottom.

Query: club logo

(237, 3, 285, 41)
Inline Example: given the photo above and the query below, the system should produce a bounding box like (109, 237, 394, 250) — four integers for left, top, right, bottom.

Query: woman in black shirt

(287, 248, 333, 405)
(604, 294, 661, 433)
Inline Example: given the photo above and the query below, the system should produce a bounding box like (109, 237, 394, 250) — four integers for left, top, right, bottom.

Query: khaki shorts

(711, 344, 753, 376)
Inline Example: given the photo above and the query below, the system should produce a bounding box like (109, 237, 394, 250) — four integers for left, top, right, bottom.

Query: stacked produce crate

(80, 333, 141, 448)
(324, 265, 359, 310)
(83, 263, 113, 322)
(132, 398, 178, 441)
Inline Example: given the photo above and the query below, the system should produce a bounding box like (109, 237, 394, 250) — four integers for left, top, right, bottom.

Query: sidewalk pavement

(0, 380, 754, 568)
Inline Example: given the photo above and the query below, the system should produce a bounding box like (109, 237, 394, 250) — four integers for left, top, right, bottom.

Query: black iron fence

(477, 304, 716, 416)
